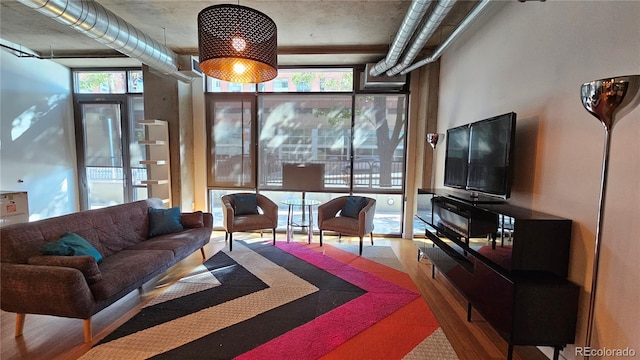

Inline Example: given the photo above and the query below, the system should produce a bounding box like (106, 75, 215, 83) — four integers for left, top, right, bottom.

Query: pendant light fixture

(197, 4, 278, 83)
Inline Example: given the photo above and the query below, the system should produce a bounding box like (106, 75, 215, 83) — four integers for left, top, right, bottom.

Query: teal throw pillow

(341, 196, 368, 219)
(148, 206, 183, 237)
(233, 194, 259, 216)
(40, 232, 103, 264)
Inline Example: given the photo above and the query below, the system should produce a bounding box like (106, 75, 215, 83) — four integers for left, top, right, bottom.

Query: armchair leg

(319, 231, 323, 247)
(370, 233, 374, 246)
(15, 313, 25, 337)
(359, 237, 364, 255)
(225, 232, 228, 241)
(84, 318, 92, 343)
(272, 228, 276, 245)
(200, 247, 206, 260)
(229, 233, 233, 251)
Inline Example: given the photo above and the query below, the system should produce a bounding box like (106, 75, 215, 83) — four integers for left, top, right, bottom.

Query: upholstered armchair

(222, 193, 278, 251)
(317, 196, 376, 255)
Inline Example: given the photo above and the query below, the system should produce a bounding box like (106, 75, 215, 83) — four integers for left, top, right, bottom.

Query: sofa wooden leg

(229, 233, 233, 251)
(84, 318, 92, 343)
(15, 313, 25, 337)
(359, 237, 363, 255)
(319, 231, 323, 246)
(272, 228, 276, 245)
(200, 247, 206, 260)
(370, 233, 374, 246)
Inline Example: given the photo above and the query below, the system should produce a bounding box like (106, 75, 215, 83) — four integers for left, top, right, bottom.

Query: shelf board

(139, 160, 167, 165)
(142, 179, 169, 185)
(138, 119, 166, 126)
(138, 140, 166, 145)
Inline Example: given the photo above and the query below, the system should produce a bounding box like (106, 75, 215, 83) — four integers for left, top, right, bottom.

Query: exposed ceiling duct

(16, 0, 194, 83)
(400, 0, 492, 74)
(385, 0, 457, 76)
(368, 0, 433, 77)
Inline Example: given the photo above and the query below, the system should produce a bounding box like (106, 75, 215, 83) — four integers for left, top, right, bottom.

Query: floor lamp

(580, 74, 640, 356)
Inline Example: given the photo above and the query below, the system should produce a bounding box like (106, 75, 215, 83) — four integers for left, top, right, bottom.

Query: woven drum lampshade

(198, 4, 278, 83)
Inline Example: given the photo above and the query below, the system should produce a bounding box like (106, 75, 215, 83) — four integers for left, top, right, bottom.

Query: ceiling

(0, 0, 485, 71)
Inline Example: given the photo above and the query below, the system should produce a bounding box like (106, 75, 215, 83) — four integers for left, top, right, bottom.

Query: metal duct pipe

(386, 0, 457, 76)
(400, 0, 492, 75)
(368, 0, 432, 77)
(17, 0, 193, 83)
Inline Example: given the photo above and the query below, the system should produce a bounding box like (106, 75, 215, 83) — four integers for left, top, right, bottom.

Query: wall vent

(363, 63, 406, 89)
(178, 55, 203, 77)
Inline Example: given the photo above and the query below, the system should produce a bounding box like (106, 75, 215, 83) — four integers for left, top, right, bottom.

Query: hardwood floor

(1, 231, 551, 360)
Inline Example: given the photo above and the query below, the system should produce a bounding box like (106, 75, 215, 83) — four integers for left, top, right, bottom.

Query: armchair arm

(359, 199, 376, 236)
(257, 195, 278, 227)
(0, 263, 95, 319)
(221, 196, 235, 232)
(318, 197, 346, 229)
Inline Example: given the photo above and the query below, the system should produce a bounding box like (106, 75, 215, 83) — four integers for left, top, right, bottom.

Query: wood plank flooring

(1, 231, 551, 360)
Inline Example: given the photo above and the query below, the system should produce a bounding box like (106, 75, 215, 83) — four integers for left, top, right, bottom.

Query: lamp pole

(580, 75, 640, 357)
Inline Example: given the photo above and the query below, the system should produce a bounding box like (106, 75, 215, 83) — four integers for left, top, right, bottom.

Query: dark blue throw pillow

(148, 206, 184, 237)
(40, 232, 103, 264)
(233, 194, 259, 215)
(341, 196, 368, 219)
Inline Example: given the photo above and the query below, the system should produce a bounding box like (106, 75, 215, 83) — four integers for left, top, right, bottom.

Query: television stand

(447, 192, 506, 205)
(415, 189, 579, 360)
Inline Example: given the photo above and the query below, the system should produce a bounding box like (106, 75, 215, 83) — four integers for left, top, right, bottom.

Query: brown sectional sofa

(0, 198, 213, 342)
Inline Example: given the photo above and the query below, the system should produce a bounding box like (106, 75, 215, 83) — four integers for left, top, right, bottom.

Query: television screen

(466, 112, 516, 198)
(443, 124, 470, 189)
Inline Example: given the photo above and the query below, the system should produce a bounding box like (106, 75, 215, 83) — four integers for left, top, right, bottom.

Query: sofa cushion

(181, 211, 204, 228)
(321, 216, 360, 236)
(148, 207, 184, 237)
(40, 232, 103, 264)
(90, 249, 174, 301)
(28, 255, 102, 284)
(233, 194, 259, 215)
(129, 228, 209, 260)
(341, 196, 368, 219)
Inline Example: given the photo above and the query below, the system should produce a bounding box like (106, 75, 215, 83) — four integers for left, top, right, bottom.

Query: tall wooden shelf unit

(138, 119, 171, 207)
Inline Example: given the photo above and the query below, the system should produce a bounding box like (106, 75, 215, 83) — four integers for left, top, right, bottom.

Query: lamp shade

(198, 4, 278, 83)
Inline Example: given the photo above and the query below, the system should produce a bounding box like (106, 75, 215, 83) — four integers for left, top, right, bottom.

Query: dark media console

(415, 189, 579, 360)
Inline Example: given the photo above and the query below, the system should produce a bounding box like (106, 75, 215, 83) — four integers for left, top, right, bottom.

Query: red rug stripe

(235, 242, 421, 360)
(306, 242, 420, 292)
(320, 298, 441, 360)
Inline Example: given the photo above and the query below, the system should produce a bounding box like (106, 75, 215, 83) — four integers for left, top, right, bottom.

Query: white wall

(0, 49, 78, 219)
(436, 1, 639, 359)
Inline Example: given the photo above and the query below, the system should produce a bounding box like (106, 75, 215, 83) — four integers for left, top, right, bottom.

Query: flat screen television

(443, 112, 516, 200)
(443, 124, 470, 189)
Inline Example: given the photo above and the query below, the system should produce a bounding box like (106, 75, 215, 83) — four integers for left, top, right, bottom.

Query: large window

(72, 69, 146, 210)
(351, 94, 405, 190)
(205, 67, 408, 234)
(206, 95, 255, 188)
(74, 70, 143, 94)
(258, 94, 352, 190)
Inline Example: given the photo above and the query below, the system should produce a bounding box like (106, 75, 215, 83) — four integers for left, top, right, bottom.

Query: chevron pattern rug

(80, 240, 458, 360)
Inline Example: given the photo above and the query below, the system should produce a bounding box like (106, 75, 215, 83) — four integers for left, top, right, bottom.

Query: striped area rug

(81, 241, 458, 359)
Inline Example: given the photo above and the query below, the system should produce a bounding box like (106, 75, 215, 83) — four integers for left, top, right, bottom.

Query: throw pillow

(40, 232, 103, 263)
(233, 194, 259, 215)
(181, 211, 204, 228)
(148, 206, 184, 237)
(341, 196, 368, 219)
(28, 255, 102, 284)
